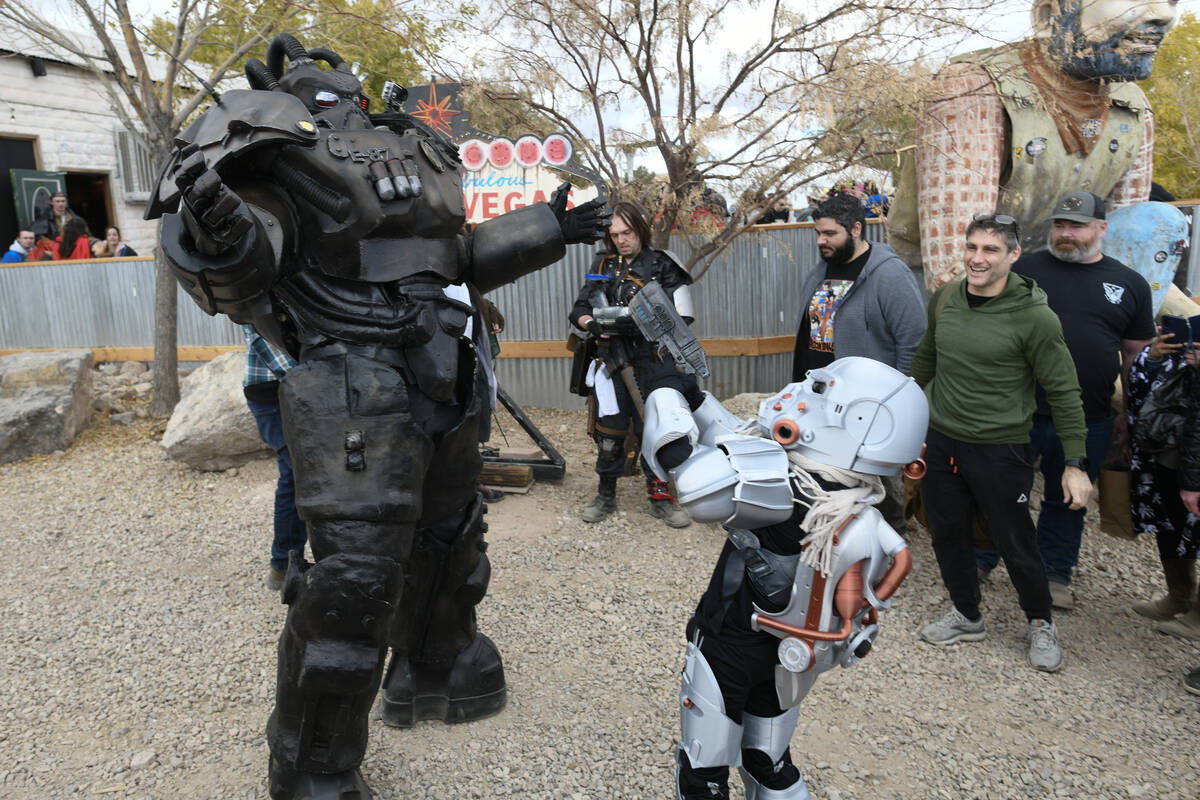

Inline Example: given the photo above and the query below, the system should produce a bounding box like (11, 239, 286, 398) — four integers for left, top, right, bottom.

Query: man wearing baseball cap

(976, 190, 1155, 609)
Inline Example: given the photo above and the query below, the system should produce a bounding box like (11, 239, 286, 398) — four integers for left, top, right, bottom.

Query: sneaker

(920, 608, 986, 645)
(266, 568, 285, 592)
(1048, 581, 1074, 610)
(582, 493, 617, 523)
(649, 498, 691, 528)
(1185, 668, 1200, 697)
(1028, 619, 1063, 672)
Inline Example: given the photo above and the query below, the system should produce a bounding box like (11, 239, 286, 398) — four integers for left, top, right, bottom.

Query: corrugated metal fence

(0, 221, 909, 409)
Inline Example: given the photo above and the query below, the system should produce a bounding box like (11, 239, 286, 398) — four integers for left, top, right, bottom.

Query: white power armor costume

(642, 357, 929, 799)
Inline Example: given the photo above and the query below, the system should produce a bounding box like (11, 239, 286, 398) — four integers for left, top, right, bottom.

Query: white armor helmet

(757, 357, 928, 476)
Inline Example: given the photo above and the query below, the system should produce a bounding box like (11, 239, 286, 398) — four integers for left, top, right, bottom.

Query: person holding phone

(1128, 328, 1200, 642)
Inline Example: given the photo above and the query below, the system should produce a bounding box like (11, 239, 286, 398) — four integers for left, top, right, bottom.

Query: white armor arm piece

(642, 388, 793, 528)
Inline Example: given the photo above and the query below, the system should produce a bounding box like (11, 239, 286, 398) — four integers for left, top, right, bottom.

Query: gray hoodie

(793, 241, 927, 377)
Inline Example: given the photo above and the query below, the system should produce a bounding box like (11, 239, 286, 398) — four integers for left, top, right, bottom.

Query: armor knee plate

(280, 552, 400, 692)
(739, 767, 811, 800)
(741, 708, 800, 763)
(679, 642, 743, 769)
(268, 550, 400, 773)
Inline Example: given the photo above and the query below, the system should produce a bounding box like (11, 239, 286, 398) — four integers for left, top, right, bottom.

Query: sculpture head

(1034, 0, 1179, 81)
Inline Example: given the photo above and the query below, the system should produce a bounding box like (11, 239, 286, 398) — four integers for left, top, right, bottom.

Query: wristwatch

(1064, 458, 1089, 471)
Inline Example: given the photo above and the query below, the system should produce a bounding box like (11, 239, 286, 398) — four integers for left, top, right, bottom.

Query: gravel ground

(1, 401, 1199, 800)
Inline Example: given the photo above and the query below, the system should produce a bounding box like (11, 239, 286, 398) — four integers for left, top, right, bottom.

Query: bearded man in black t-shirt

(976, 191, 1155, 610)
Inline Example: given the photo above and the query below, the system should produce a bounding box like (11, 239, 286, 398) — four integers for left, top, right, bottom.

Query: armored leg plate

(679, 642, 744, 769)
(377, 632, 506, 727)
(269, 756, 373, 800)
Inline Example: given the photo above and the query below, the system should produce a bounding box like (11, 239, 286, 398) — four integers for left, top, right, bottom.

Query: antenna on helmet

(131, 23, 224, 108)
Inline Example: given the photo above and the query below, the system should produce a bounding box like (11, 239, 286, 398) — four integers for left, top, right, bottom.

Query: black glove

(585, 318, 605, 339)
(175, 144, 255, 256)
(549, 182, 612, 244)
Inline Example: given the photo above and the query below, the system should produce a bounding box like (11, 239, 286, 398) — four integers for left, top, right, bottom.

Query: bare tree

(457, 0, 992, 276)
(0, 0, 300, 415)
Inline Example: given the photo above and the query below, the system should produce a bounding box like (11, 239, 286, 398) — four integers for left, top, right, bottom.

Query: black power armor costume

(568, 247, 704, 517)
(146, 34, 608, 800)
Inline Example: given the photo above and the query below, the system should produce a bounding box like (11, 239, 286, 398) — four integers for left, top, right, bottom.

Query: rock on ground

(0, 348, 93, 465)
(161, 351, 269, 471)
(0, 407, 1197, 799)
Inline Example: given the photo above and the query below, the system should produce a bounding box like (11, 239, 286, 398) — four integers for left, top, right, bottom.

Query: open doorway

(0, 136, 39, 246)
(64, 171, 113, 238)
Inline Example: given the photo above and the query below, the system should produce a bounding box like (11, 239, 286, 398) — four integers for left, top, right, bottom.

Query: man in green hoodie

(910, 213, 1092, 673)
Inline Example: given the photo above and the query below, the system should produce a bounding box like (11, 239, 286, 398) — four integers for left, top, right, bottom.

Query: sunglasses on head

(972, 213, 1016, 225)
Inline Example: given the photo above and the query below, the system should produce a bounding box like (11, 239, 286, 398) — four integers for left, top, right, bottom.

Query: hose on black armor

(268, 157, 352, 222)
(308, 47, 346, 69)
(245, 58, 281, 91)
(266, 33, 310, 78)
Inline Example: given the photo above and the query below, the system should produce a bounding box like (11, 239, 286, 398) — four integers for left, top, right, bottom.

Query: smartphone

(1162, 314, 1200, 348)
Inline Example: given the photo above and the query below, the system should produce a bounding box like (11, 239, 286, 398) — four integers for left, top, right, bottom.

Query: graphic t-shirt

(802, 245, 871, 372)
(1015, 249, 1155, 419)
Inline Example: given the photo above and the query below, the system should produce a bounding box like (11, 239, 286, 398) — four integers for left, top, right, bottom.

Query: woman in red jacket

(55, 217, 93, 260)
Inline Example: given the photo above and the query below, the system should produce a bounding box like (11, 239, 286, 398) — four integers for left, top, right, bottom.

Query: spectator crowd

(3, 191, 136, 263)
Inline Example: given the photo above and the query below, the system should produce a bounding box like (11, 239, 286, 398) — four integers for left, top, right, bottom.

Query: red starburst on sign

(412, 84, 460, 135)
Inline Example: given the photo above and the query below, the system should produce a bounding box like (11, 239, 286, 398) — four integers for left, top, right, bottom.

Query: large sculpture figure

(146, 34, 608, 799)
(887, 0, 1179, 290)
(641, 357, 928, 799)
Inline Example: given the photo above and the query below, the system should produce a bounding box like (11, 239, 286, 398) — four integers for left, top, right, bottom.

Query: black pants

(921, 427, 1053, 622)
(593, 349, 700, 479)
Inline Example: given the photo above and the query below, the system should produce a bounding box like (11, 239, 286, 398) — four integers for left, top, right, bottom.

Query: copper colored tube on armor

(902, 444, 928, 479)
(755, 612, 853, 642)
(756, 562, 864, 643)
(873, 548, 912, 602)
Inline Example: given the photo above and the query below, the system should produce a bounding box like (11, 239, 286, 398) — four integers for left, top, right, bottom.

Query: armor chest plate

(283, 125, 466, 283)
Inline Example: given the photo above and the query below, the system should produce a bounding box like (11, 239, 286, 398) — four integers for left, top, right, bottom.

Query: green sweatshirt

(910, 273, 1087, 459)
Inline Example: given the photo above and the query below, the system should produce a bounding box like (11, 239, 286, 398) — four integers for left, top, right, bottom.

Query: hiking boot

(582, 476, 618, 523)
(920, 608, 986, 645)
(1185, 667, 1200, 697)
(1048, 581, 1074, 611)
(266, 568, 285, 592)
(582, 493, 617, 523)
(1157, 609, 1200, 640)
(649, 498, 691, 528)
(1133, 559, 1196, 620)
(1028, 618, 1063, 672)
(1132, 593, 1191, 620)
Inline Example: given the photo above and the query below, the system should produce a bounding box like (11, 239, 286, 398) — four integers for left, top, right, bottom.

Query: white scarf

(786, 450, 884, 577)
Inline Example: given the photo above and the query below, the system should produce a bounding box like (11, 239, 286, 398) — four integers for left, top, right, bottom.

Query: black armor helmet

(252, 34, 367, 116)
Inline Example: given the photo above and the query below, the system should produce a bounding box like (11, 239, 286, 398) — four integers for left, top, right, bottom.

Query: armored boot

(582, 475, 619, 523)
(378, 495, 507, 727)
(647, 477, 691, 528)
